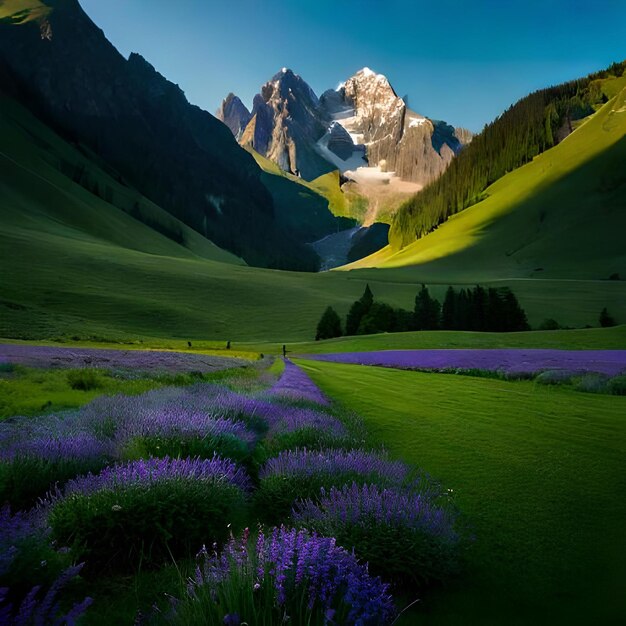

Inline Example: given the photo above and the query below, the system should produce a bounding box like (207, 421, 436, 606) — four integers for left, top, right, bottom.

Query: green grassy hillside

(347, 83, 626, 279)
(300, 359, 626, 625)
(247, 147, 373, 222)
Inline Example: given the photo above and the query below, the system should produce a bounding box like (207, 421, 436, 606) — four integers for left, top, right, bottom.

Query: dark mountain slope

(0, 0, 322, 270)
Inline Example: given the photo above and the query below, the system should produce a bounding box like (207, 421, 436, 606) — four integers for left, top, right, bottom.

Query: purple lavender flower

(294, 483, 457, 538)
(306, 349, 626, 376)
(187, 526, 395, 625)
(293, 483, 459, 586)
(0, 432, 112, 464)
(260, 448, 411, 486)
(58, 455, 251, 497)
(270, 359, 330, 405)
(0, 343, 246, 373)
(265, 407, 347, 440)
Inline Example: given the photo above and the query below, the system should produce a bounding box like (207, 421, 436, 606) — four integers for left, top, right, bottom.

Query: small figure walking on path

(282, 344, 287, 358)
(226, 341, 231, 350)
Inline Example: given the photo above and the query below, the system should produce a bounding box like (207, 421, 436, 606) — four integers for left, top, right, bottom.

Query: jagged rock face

(326, 68, 465, 186)
(216, 93, 251, 139)
(222, 66, 472, 188)
(220, 68, 334, 180)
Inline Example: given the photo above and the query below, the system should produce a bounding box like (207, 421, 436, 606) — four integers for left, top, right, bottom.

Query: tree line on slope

(389, 60, 626, 249)
(315, 284, 529, 340)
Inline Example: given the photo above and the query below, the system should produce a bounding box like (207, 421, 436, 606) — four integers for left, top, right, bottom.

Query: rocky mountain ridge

(218, 67, 472, 189)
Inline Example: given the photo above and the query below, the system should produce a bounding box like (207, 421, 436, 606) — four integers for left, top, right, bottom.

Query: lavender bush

(307, 349, 626, 377)
(0, 431, 112, 510)
(256, 448, 427, 523)
(47, 456, 250, 572)
(163, 526, 395, 625)
(293, 483, 459, 587)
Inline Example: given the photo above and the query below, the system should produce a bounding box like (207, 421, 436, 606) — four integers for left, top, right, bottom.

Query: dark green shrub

(66, 369, 104, 391)
(539, 318, 561, 330)
(121, 434, 250, 464)
(0, 455, 109, 511)
(293, 484, 460, 588)
(574, 373, 609, 394)
(608, 375, 626, 395)
(48, 458, 249, 573)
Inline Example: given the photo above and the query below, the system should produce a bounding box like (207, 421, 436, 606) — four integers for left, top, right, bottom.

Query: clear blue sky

(80, 0, 626, 132)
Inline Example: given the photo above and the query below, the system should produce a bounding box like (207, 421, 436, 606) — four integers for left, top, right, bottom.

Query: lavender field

(306, 348, 626, 377)
(0, 357, 458, 624)
(0, 343, 246, 373)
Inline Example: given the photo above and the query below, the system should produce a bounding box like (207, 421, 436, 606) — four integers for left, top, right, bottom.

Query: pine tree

(358, 302, 396, 335)
(442, 286, 457, 330)
(599, 307, 616, 328)
(414, 284, 431, 330)
(346, 284, 374, 335)
(315, 306, 343, 340)
(414, 285, 441, 330)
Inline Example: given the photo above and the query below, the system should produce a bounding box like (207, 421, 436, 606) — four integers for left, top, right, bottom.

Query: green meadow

(297, 359, 626, 625)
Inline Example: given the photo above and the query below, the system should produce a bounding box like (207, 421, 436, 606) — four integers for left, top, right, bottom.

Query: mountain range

(217, 67, 471, 223)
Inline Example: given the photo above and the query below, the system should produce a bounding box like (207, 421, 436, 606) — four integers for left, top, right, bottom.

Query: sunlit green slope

(346, 82, 626, 281)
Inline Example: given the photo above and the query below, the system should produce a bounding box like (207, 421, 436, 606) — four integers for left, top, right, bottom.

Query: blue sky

(80, 0, 626, 132)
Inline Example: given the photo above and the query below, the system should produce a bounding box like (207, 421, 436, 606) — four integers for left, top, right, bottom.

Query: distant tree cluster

(390, 61, 626, 249)
(315, 284, 530, 339)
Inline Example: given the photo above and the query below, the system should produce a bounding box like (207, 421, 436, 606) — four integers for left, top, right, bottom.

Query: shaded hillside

(390, 61, 626, 249)
(0, 0, 327, 270)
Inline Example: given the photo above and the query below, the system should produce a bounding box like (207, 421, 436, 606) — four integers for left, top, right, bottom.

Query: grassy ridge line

(7, 325, 619, 357)
(298, 359, 626, 626)
(344, 84, 626, 276)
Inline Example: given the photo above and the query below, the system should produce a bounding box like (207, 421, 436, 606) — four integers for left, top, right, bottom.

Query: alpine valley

(0, 2, 625, 625)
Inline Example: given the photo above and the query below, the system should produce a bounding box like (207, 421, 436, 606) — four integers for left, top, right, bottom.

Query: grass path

(297, 359, 626, 625)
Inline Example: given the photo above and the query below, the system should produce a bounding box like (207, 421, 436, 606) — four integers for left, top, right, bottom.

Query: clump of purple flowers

(0, 424, 113, 511)
(256, 448, 423, 524)
(260, 448, 411, 485)
(59, 455, 251, 497)
(0, 343, 245, 373)
(306, 349, 626, 377)
(167, 526, 395, 625)
(293, 483, 460, 586)
(270, 359, 330, 405)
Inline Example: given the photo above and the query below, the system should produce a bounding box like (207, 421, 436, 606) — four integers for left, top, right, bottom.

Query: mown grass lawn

(298, 359, 626, 626)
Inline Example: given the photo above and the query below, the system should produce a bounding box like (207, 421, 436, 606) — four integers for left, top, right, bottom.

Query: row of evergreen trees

(315, 284, 529, 339)
(389, 61, 626, 249)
